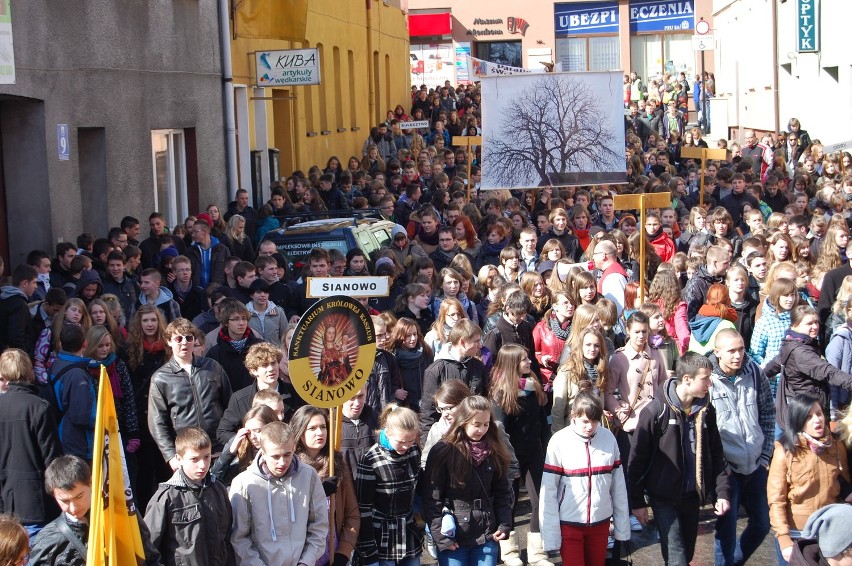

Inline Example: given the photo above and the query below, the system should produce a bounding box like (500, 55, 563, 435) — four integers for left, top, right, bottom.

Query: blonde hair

(0, 349, 34, 384)
(0, 514, 28, 566)
(380, 403, 418, 433)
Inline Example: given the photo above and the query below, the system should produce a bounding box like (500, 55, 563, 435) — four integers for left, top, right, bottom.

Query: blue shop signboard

(629, 0, 694, 33)
(554, 2, 619, 36)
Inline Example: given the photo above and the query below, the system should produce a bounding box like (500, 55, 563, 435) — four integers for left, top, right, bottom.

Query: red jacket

(533, 316, 569, 385)
(650, 232, 676, 262)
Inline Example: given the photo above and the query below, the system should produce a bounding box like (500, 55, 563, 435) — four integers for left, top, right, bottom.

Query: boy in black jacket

(144, 427, 234, 566)
(627, 352, 732, 566)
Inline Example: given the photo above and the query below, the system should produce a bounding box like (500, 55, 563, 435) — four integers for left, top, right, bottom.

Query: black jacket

(148, 356, 233, 460)
(341, 407, 379, 483)
(102, 274, 140, 323)
(168, 282, 207, 322)
(766, 332, 852, 427)
(537, 230, 581, 262)
(319, 187, 351, 211)
(0, 286, 33, 353)
(225, 202, 258, 242)
(216, 379, 289, 446)
(206, 333, 265, 392)
(684, 265, 724, 321)
(424, 441, 513, 551)
(186, 241, 231, 287)
(144, 470, 234, 566)
(482, 316, 540, 375)
(420, 350, 487, 442)
(817, 262, 852, 342)
(627, 378, 731, 509)
(429, 247, 472, 273)
(0, 382, 62, 524)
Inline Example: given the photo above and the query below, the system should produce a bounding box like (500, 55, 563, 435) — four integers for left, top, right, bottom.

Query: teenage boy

(167, 256, 207, 322)
(0, 264, 37, 353)
(537, 208, 581, 261)
(230, 261, 257, 304)
(138, 268, 182, 323)
(101, 250, 140, 323)
(206, 300, 264, 392)
(483, 292, 540, 375)
(627, 352, 732, 566)
(148, 318, 232, 467)
(429, 226, 469, 272)
(287, 248, 330, 323)
(420, 319, 486, 441)
(145, 427, 233, 566)
(517, 227, 539, 273)
(340, 385, 378, 483)
(51, 324, 96, 459)
(187, 217, 231, 287)
(29, 455, 161, 565)
(255, 255, 290, 307)
(216, 342, 290, 445)
(27, 249, 53, 301)
(50, 242, 77, 289)
(246, 279, 288, 346)
(229, 421, 328, 566)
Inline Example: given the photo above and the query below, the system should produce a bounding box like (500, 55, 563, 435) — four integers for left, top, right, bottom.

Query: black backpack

(37, 361, 90, 424)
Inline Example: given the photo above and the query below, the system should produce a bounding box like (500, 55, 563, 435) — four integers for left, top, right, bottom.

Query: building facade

(713, 0, 852, 146)
(0, 0, 227, 265)
(408, 0, 712, 88)
(229, 0, 411, 205)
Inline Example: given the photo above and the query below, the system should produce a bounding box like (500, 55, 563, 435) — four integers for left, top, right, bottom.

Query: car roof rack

(278, 208, 385, 226)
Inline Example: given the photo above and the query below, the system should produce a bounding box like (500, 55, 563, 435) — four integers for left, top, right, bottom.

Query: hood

(249, 449, 301, 482)
(0, 285, 27, 301)
(695, 264, 719, 283)
(689, 314, 723, 345)
(73, 269, 103, 296)
(192, 235, 220, 251)
(434, 346, 470, 363)
(139, 285, 175, 306)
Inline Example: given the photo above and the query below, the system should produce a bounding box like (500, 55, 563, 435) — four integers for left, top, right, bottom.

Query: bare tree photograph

(481, 71, 626, 189)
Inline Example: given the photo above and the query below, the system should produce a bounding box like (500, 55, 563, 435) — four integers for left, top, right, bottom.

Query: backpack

(38, 361, 89, 424)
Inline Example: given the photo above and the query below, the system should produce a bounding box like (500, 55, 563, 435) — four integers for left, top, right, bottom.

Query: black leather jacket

(147, 356, 232, 460)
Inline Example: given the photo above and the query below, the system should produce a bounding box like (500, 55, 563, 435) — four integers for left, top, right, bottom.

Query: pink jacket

(660, 301, 690, 354)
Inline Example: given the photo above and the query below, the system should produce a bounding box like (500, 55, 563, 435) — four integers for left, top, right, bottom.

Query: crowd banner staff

(452, 135, 483, 201)
(614, 192, 671, 302)
(289, 295, 378, 558)
(680, 146, 728, 207)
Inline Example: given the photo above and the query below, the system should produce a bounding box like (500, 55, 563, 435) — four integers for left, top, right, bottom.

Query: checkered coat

(355, 442, 423, 562)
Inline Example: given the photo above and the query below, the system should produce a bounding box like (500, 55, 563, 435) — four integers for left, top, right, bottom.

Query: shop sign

(554, 2, 619, 36)
(467, 17, 505, 36)
(255, 48, 321, 86)
(796, 0, 819, 52)
(629, 0, 694, 33)
(455, 42, 471, 83)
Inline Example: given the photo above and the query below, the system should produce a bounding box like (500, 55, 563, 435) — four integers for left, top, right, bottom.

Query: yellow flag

(86, 367, 147, 566)
(234, 0, 308, 42)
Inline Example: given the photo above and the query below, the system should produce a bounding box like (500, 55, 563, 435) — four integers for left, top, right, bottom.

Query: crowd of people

(1, 80, 852, 566)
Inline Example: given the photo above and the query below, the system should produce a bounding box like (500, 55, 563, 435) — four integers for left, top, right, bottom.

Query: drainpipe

(219, 0, 239, 198)
(771, 0, 781, 135)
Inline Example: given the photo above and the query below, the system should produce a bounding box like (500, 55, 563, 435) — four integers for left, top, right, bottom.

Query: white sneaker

(630, 515, 643, 532)
(424, 532, 438, 559)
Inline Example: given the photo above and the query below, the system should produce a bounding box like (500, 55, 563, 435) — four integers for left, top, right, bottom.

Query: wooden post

(328, 406, 337, 558)
(680, 147, 728, 208)
(452, 135, 482, 201)
(613, 192, 672, 304)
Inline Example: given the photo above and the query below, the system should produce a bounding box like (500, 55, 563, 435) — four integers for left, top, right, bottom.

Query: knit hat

(160, 246, 179, 259)
(375, 257, 394, 270)
(537, 260, 555, 276)
(195, 213, 213, 228)
(392, 224, 407, 240)
(800, 504, 852, 558)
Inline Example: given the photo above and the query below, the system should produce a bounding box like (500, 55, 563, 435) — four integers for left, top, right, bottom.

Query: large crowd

(1, 78, 852, 566)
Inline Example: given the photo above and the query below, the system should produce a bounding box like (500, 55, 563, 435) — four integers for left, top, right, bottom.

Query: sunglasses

(172, 334, 195, 344)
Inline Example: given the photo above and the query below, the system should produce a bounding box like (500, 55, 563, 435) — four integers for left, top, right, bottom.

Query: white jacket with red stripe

(539, 424, 630, 551)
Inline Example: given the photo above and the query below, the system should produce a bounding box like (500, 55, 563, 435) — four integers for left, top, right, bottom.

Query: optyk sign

(796, 0, 819, 53)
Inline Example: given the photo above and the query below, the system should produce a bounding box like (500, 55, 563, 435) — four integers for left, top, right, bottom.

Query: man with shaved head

(594, 240, 627, 316)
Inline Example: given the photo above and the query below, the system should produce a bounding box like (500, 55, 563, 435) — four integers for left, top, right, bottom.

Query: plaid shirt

(355, 442, 423, 562)
(749, 300, 791, 368)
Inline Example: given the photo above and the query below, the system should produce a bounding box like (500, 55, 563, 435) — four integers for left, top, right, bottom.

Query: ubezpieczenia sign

(256, 48, 321, 86)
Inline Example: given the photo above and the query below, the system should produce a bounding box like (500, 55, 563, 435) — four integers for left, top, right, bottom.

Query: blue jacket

(53, 352, 96, 459)
(825, 324, 852, 418)
(749, 299, 790, 367)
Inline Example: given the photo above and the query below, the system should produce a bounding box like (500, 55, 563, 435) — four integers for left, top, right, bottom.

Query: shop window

(477, 41, 522, 68)
(556, 36, 619, 72)
(151, 129, 189, 229)
(630, 34, 693, 80)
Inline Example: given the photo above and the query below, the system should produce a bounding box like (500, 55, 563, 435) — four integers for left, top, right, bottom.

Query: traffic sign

(692, 35, 714, 51)
(696, 19, 710, 35)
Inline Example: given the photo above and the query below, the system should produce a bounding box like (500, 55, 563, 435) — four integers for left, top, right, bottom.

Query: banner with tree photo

(480, 71, 626, 189)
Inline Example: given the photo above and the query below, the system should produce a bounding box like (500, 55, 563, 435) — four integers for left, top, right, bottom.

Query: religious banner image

(480, 71, 626, 189)
(289, 295, 376, 408)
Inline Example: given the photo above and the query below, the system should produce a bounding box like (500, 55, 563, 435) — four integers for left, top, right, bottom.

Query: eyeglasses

(172, 334, 195, 344)
(436, 404, 456, 413)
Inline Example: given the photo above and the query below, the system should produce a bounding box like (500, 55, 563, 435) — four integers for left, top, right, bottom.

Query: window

(151, 129, 188, 229)
(477, 41, 522, 68)
(557, 36, 620, 72)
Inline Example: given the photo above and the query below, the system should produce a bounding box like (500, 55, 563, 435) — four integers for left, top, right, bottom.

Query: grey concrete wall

(0, 0, 226, 263)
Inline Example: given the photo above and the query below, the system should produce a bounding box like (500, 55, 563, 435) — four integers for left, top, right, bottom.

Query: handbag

(605, 540, 633, 566)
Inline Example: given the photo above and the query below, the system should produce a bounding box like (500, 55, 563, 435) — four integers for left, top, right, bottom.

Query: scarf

(583, 360, 600, 387)
(479, 237, 510, 257)
(218, 327, 251, 353)
(698, 303, 738, 322)
(394, 346, 424, 369)
(468, 440, 491, 466)
(650, 334, 665, 348)
(785, 328, 814, 343)
(800, 431, 832, 455)
(143, 337, 165, 355)
(646, 225, 665, 241)
(416, 225, 439, 247)
(89, 352, 123, 400)
(574, 227, 590, 251)
(547, 313, 571, 341)
(379, 429, 394, 451)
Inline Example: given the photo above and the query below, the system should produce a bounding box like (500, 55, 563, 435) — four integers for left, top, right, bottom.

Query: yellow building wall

(231, 0, 411, 176)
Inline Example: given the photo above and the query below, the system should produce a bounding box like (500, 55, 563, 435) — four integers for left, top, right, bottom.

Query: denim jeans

(774, 529, 801, 566)
(436, 540, 498, 566)
(714, 466, 770, 566)
(650, 491, 701, 566)
(24, 522, 47, 540)
(379, 556, 420, 566)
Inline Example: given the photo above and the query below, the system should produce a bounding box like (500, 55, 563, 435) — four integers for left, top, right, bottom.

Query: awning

(409, 13, 452, 37)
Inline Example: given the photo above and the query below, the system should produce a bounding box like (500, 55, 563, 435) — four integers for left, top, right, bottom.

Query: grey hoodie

(229, 453, 329, 566)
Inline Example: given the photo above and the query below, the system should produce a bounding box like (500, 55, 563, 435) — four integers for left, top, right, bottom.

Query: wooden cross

(452, 135, 482, 201)
(614, 191, 672, 303)
(679, 146, 728, 207)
